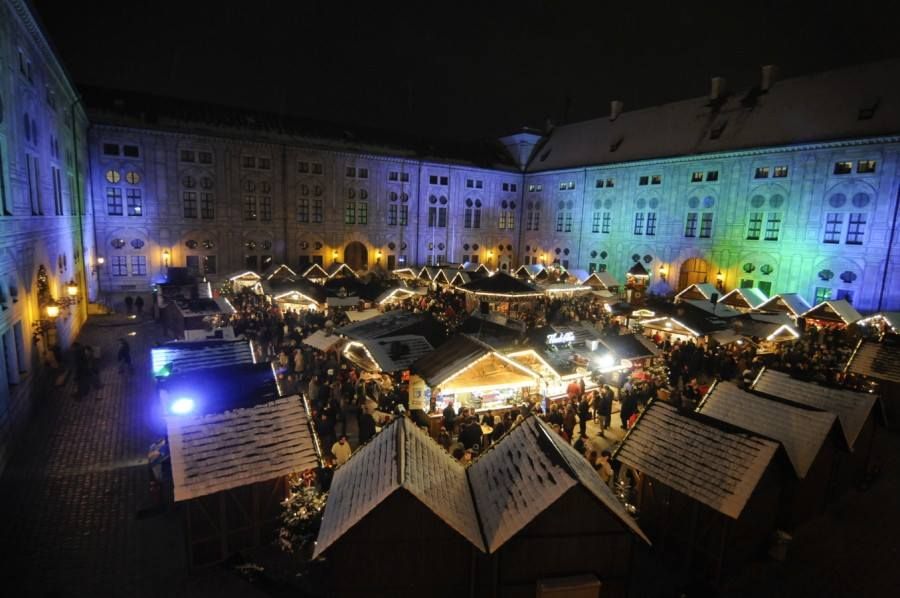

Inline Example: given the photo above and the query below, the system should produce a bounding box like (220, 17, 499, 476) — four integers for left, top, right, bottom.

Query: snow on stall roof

(167, 395, 318, 502)
(151, 340, 254, 377)
(527, 59, 900, 172)
(751, 369, 878, 450)
(313, 418, 485, 557)
(697, 382, 836, 479)
(615, 401, 778, 519)
(468, 416, 647, 552)
(801, 299, 863, 325)
(846, 340, 900, 384)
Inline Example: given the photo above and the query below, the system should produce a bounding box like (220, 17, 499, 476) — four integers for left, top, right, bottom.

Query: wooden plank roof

(166, 395, 319, 502)
(313, 417, 485, 557)
(151, 340, 254, 377)
(614, 401, 779, 519)
(801, 299, 863, 325)
(846, 340, 900, 384)
(751, 368, 879, 450)
(697, 382, 837, 479)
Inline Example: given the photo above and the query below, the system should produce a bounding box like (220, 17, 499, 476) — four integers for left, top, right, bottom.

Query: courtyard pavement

(0, 315, 268, 598)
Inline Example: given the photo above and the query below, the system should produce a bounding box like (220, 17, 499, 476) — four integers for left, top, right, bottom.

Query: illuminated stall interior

(301, 263, 330, 284)
(801, 299, 862, 329)
(226, 270, 264, 293)
(458, 271, 544, 319)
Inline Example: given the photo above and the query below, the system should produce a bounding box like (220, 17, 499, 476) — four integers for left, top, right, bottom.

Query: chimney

(710, 77, 727, 100)
(760, 64, 779, 91)
(609, 100, 624, 121)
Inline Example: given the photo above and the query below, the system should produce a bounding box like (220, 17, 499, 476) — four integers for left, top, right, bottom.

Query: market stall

(514, 263, 548, 281)
(342, 334, 434, 374)
(458, 271, 544, 319)
(301, 263, 330, 284)
(375, 284, 425, 306)
(225, 270, 264, 293)
(801, 299, 862, 329)
(719, 287, 768, 312)
(327, 262, 357, 279)
(753, 293, 811, 321)
(412, 334, 539, 421)
(675, 282, 719, 303)
(856, 312, 900, 336)
(390, 267, 419, 281)
(265, 264, 298, 282)
(625, 262, 650, 304)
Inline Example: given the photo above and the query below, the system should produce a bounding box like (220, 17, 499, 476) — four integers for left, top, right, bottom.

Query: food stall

(458, 271, 544, 320)
(301, 263, 330, 284)
(625, 262, 650, 304)
(225, 270, 264, 293)
(375, 284, 424, 307)
(265, 264, 298, 282)
(412, 334, 540, 432)
(326, 262, 358, 280)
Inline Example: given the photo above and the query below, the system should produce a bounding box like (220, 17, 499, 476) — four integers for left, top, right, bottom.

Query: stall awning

(303, 329, 344, 352)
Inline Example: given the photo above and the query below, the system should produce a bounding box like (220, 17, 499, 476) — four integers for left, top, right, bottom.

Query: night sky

(33, 0, 900, 142)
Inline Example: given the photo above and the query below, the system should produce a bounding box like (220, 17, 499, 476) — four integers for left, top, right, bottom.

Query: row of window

(691, 171, 719, 183)
(834, 160, 876, 175)
(102, 143, 140, 158)
(110, 255, 147, 276)
(180, 149, 214, 164)
(242, 156, 272, 169)
(345, 166, 369, 179)
(299, 161, 325, 175)
(754, 166, 789, 179)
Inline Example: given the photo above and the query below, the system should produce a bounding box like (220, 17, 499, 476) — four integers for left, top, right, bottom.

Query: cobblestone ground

(0, 315, 268, 598)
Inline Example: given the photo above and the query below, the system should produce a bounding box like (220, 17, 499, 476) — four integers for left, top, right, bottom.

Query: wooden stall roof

(857, 312, 900, 332)
(697, 382, 836, 479)
(801, 299, 863, 325)
(597, 333, 660, 361)
(451, 271, 472, 286)
(589, 271, 620, 289)
(166, 395, 318, 502)
(266, 264, 298, 280)
(675, 282, 719, 302)
(459, 271, 543, 297)
(846, 340, 900, 384)
(682, 299, 742, 319)
(755, 293, 811, 318)
(302, 329, 344, 352)
(225, 270, 262, 282)
(515, 264, 547, 280)
(313, 417, 485, 557)
(151, 340, 254, 377)
(462, 262, 490, 274)
(468, 416, 648, 552)
(343, 335, 434, 373)
(751, 368, 879, 450)
(720, 287, 769, 310)
(614, 401, 779, 519)
(337, 309, 426, 340)
(627, 262, 649, 277)
(326, 262, 357, 278)
(301, 263, 329, 280)
(412, 335, 491, 386)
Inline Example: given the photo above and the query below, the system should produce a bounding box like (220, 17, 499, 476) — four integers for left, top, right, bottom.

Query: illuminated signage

(546, 331, 575, 345)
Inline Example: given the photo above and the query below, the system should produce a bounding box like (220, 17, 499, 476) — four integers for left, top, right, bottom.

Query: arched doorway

(678, 257, 709, 290)
(344, 242, 368, 271)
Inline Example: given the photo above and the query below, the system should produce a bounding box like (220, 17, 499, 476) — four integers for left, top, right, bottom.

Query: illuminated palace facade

(89, 61, 900, 314)
(1, 0, 93, 470)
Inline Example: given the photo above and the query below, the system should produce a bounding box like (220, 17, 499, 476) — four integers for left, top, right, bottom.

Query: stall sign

(546, 331, 575, 345)
(408, 375, 428, 410)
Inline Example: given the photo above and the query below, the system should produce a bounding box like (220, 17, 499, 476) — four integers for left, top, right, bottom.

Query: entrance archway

(678, 257, 709, 290)
(344, 242, 368, 271)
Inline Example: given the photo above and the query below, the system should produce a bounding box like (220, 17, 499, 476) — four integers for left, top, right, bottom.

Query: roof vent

(710, 76, 727, 101)
(760, 64, 779, 92)
(609, 100, 624, 121)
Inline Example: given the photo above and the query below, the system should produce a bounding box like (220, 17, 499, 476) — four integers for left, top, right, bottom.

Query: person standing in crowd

(620, 391, 637, 430)
(578, 395, 590, 437)
(331, 435, 352, 466)
(117, 338, 132, 375)
(134, 295, 145, 316)
(442, 398, 457, 434)
(563, 404, 576, 442)
(124, 295, 134, 315)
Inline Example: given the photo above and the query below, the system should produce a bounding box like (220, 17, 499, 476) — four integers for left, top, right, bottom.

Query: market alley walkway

(0, 315, 267, 598)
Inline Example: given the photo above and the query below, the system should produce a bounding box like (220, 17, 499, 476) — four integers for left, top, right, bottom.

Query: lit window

(131, 255, 147, 276)
(773, 166, 788, 178)
(833, 161, 852, 175)
(691, 172, 703, 183)
(106, 188, 123, 215)
(754, 167, 769, 179)
(857, 160, 877, 174)
(651, 175, 662, 185)
(105, 170, 121, 184)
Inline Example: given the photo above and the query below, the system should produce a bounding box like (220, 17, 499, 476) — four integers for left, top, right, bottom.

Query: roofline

(525, 133, 900, 174)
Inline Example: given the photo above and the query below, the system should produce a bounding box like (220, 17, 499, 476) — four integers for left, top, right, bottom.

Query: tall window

(126, 188, 142, 216)
(260, 196, 272, 221)
(747, 212, 763, 240)
(591, 211, 602, 233)
(646, 212, 657, 236)
(684, 212, 698, 237)
(244, 195, 257, 220)
(428, 207, 447, 227)
(399, 205, 409, 226)
(601, 212, 611, 234)
(388, 204, 398, 226)
(814, 287, 832, 304)
(464, 199, 482, 228)
(52, 167, 63, 215)
(131, 255, 147, 276)
(111, 256, 128, 276)
(203, 255, 217, 274)
(0, 145, 10, 215)
(699, 213, 713, 238)
(358, 202, 368, 225)
(298, 198, 310, 222)
(27, 155, 42, 215)
(823, 213, 842, 243)
(312, 199, 324, 223)
(107, 188, 123, 216)
(200, 192, 214, 219)
(345, 201, 356, 224)
(526, 203, 540, 231)
(633, 213, 644, 235)
(846, 213, 866, 244)
(184, 191, 198, 218)
(764, 213, 781, 241)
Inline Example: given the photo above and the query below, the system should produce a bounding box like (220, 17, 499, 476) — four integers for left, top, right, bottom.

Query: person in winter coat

(577, 397, 590, 437)
(331, 435, 352, 466)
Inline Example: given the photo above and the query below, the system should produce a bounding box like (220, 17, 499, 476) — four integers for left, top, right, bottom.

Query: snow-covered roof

(697, 382, 836, 479)
(754, 293, 811, 318)
(302, 329, 344, 352)
(151, 340, 254, 377)
(614, 401, 779, 520)
(720, 287, 769, 310)
(527, 59, 900, 172)
(675, 283, 719, 302)
(846, 340, 900, 384)
(343, 335, 434, 373)
(801, 299, 863, 325)
(313, 417, 485, 557)
(751, 369, 879, 450)
(469, 416, 647, 552)
(167, 395, 318, 502)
